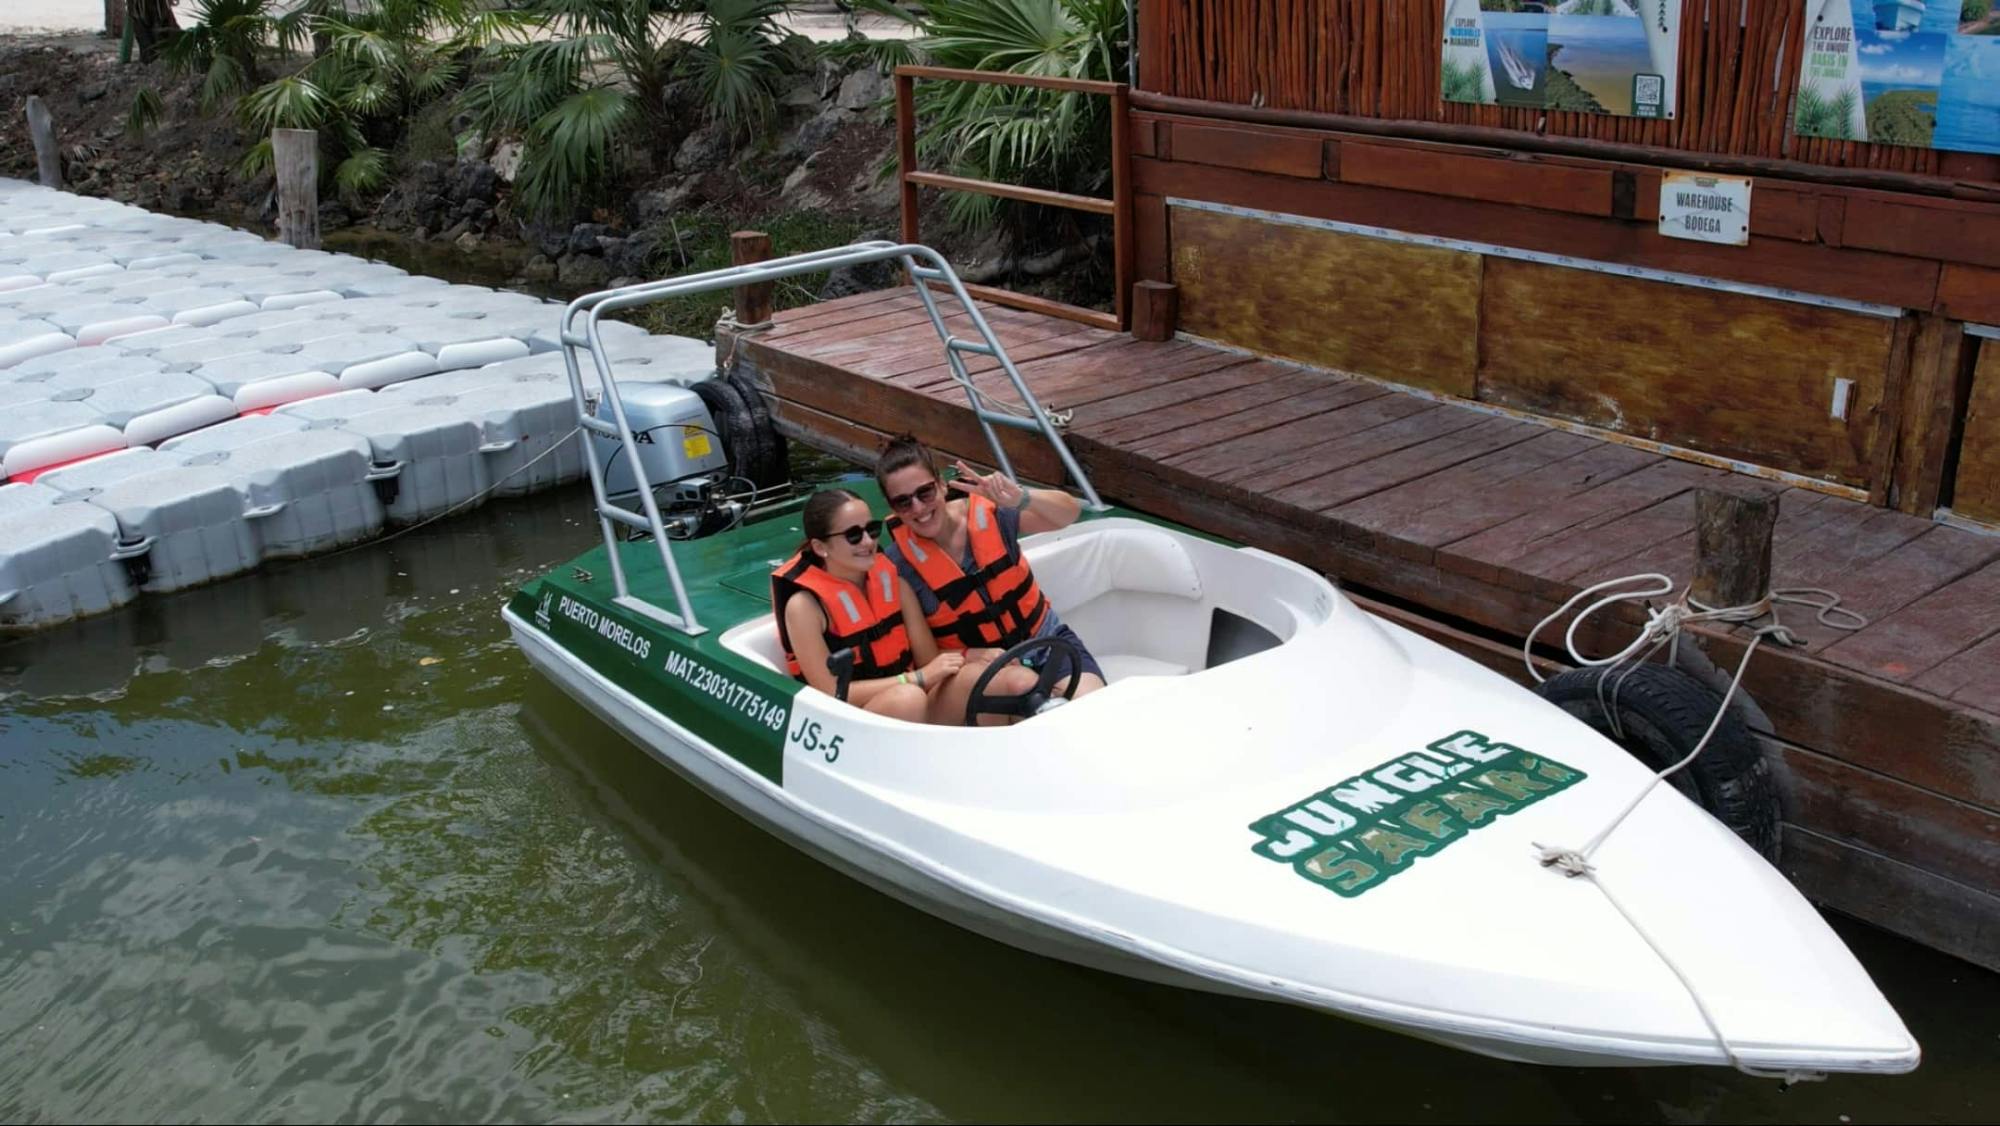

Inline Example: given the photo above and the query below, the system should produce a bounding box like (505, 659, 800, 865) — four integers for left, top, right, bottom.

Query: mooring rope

(1522, 573, 1868, 1082)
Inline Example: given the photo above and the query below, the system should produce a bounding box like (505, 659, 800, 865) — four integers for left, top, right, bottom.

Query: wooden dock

(729, 287, 2000, 972)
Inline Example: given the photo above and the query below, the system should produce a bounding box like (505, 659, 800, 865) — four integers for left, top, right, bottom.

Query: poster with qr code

(1793, 0, 2000, 155)
(1441, 1, 1682, 120)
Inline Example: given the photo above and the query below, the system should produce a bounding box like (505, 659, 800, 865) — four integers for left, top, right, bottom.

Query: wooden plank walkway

(731, 288, 2000, 971)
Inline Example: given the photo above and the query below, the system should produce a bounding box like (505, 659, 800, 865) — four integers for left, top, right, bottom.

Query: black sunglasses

(825, 520, 883, 546)
(887, 481, 940, 512)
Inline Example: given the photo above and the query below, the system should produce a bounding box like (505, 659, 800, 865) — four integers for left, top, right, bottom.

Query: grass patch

(632, 209, 869, 339)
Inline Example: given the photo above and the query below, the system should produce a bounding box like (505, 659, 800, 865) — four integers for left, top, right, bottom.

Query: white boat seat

(1026, 525, 1203, 612)
(1096, 654, 1190, 681)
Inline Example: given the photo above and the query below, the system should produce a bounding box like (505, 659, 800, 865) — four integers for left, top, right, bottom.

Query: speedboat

(505, 242, 1919, 1074)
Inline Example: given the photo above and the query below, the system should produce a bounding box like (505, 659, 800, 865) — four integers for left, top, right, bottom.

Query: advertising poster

(1442, 1, 1682, 119)
(1794, 0, 2000, 154)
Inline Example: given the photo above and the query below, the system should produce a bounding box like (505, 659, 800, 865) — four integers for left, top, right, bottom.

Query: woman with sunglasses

(874, 435, 1107, 701)
(771, 488, 969, 724)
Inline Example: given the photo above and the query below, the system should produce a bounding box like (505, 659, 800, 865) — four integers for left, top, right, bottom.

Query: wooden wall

(1134, 110, 2000, 513)
(1957, 339, 2000, 524)
(1137, 0, 2000, 183)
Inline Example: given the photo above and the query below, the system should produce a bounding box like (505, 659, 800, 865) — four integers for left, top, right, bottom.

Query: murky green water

(3, 473, 1997, 1123)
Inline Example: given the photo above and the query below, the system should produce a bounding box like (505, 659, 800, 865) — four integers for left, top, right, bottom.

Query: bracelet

(914, 668, 927, 688)
(1013, 488, 1032, 513)
(897, 672, 909, 685)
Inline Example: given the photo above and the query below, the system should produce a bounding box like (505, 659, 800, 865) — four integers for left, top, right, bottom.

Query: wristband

(1013, 488, 1032, 513)
(897, 673, 908, 685)
(915, 668, 927, 688)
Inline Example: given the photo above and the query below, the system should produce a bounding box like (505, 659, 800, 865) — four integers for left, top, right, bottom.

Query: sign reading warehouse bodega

(1249, 731, 1586, 898)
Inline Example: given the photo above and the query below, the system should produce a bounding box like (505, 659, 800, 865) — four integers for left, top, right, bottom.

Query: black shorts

(1020, 624, 1106, 685)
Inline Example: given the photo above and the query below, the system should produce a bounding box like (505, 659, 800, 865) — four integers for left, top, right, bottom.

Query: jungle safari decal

(1248, 731, 1587, 898)
(1794, 0, 2000, 154)
(1441, 1, 1683, 119)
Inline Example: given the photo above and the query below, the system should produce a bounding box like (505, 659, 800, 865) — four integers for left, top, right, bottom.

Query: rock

(628, 189, 679, 226)
(780, 106, 847, 161)
(440, 219, 472, 243)
(450, 161, 499, 205)
(455, 230, 483, 252)
(820, 256, 899, 301)
(557, 252, 612, 287)
(523, 254, 558, 282)
(607, 232, 660, 277)
(836, 67, 886, 112)
(674, 124, 730, 175)
(849, 160, 901, 215)
(79, 83, 107, 103)
(607, 276, 641, 289)
(491, 140, 525, 183)
(779, 76, 823, 109)
(781, 160, 835, 212)
(456, 130, 485, 162)
(567, 222, 613, 256)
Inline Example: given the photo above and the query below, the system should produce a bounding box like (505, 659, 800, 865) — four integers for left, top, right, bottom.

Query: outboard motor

(588, 381, 727, 500)
(587, 372, 790, 540)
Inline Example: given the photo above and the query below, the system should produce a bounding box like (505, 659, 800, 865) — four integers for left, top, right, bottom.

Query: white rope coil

(1524, 571, 1866, 1082)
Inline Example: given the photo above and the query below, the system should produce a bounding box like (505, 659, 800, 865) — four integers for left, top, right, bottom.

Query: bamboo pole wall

(1148, 0, 1998, 179)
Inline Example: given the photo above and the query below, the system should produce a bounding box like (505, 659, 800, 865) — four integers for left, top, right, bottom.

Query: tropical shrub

(834, 0, 1129, 229)
(461, 0, 801, 218)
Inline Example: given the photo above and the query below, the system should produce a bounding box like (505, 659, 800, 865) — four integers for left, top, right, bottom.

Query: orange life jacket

(771, 551, 913, 681)
(888, 494, 1049, 651)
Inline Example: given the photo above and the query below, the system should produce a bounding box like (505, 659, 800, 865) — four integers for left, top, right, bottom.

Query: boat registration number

(1247, 730, 1586, 898)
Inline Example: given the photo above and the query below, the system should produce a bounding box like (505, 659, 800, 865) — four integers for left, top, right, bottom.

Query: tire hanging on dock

(1535, 664, 1780, 860)
(692, 375, 787, 492)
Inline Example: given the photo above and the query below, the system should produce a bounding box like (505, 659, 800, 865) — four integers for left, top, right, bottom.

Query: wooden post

(1692, 487, 1779, 611)
(272, 128, 320, 250)
(25, 97, 61, 190)
(895, 71, 919, 246)
(1110, 83, 1133, 331)
(731, 230, 774, 326)
(1131, 280, 1178, 342)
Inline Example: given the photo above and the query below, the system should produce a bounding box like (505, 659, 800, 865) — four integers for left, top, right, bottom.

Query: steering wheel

(962, 635, 1085, 725)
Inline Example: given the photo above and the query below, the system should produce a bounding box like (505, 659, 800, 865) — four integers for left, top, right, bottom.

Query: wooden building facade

(1129, 0, 2000, 524)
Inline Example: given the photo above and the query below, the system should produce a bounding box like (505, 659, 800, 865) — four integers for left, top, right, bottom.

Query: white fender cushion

(3, 423, 127, 479)
(127, 252, 206, 271)
(78, 314, 172, 346)
(435, 338, 530, 370)
(45, 262, 126, 284)
(0, 274, 45, 292)
(260, 290, 344, 311)
(1027, 526, 1205, 610)
(232, 370, 340, 412)
(172, 299, 261, 327)
(0, 332, 75, 369)
(122, 394, 238, 447)
(339, 351, 439, 390)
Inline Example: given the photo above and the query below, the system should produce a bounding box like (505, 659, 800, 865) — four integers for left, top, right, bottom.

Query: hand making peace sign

(953, 459, 1027, 509)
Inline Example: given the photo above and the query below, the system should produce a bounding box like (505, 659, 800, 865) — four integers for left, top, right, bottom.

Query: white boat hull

(506, 531, 1920, 1075)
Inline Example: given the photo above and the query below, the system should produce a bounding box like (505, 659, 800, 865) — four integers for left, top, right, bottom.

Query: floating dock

(0, 179, 713, 631)
(727, 287, 2000, 973)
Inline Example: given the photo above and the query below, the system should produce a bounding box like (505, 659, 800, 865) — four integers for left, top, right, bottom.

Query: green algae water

(4, 469, 1998, 1123)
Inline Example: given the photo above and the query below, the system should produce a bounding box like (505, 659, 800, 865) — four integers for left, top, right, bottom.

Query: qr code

(1634, 74, 1664, 111)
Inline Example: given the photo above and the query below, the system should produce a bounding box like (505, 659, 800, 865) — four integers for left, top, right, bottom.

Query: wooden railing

(893, 64, 1132, 333)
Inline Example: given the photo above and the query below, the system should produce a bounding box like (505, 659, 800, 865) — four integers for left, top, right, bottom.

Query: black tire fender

(1536, 663, 1779, 860)
(723, 369, 788, 489)
(690, 376, 758, 477)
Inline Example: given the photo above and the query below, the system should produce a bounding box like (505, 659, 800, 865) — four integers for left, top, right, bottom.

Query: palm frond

(240, 74, 334, 130)
(125, 86, 165, 138)
(238, 136, 275, 177)
(334, 146, 392, 197)
(518, 85, 635, 216)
